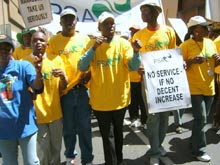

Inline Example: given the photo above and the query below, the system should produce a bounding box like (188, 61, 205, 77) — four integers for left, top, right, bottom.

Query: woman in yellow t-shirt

(180, 16, 220, 162)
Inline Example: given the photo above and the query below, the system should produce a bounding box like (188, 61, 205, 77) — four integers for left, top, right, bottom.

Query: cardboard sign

(18, 0, 53, 28)
(141, 48, 192, 113)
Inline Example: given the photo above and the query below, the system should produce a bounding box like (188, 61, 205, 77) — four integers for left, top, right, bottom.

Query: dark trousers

(128, 82, 147, 123)
(93, 108, 126, 165)
(191, 95, 214, 156)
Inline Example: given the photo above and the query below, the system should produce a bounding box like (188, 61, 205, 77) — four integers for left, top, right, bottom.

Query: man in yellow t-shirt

(31, 31, 67, 165)
(132, 3, 176, 165)
(128, 25, 147, 128)
(78, 11, 141, 165)
(46, 8, 93, 165)
(13, 29, 36, 60)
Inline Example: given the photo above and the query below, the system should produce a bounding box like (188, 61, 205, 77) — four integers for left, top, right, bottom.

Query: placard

(18, 0, 53, 28)
(141, 48, 192, 113)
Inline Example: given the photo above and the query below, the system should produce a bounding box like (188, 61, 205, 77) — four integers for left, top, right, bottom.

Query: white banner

(51, 0, 145, 22)
(141, 48, 192, 114)
(18, 0, 53, 28)
(18, 0, 165, 34)
(42, 0, 164, 34)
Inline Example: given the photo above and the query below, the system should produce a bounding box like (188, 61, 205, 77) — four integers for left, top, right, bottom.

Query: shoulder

(161, 25, 175, 33)
(48, 33, 61, 42)
(13, 45, 23, 53)
(114, 36, 130, 44)
(214, 36, 220, 43)
(179, 38, 192, 48)
(9, 60, 34, 71)
(46, 53, 63, 61)
(74, 32, 90, 41)
(134, 28, 146, 36)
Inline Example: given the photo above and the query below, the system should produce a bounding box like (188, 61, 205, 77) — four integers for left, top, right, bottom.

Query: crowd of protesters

(1, 2, 220, 165)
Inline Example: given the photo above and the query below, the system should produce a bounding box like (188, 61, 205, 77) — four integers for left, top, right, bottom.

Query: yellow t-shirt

(13, 45, 33, 60)
(214, 36, 220, 74)
(47, 32, 90, 95)
(34, 54, 64, 123)
(180, 38, 217, 96)
(132, 25, 176, 52)
(214, 36, 220, 53)
(88, 36, 133, 111)
(129, 71, 141, 82)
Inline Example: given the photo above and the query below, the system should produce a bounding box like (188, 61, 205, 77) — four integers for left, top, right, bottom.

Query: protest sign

(18, 0, 52, 28)
(141, 48, 192, 114)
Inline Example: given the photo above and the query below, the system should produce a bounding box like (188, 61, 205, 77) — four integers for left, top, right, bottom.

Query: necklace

(194, 40, 214, 76)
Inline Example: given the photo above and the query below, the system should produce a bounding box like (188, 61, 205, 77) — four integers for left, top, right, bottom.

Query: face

(98, 18, 115, 39)
(0, 43, 13, 67)
(140, 6, 158, 23)
(60, 14, 77, 33)
(22, 33, 32, 47)
(193, 25, 209, 41)
(31, 32, 47, 56)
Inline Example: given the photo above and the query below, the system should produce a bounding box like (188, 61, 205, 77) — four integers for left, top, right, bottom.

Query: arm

(129, 39, 142, 70)
(78, 48, 95, 71)
(185, 56, 205, 69)
(128, 52, 141, 71)
(78, 36, 107, 71)
(51, 68, 68, 91)
(33, 54, 44, 92)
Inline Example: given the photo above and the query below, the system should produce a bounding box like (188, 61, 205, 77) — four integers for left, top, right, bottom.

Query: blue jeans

(61, 87, 93, 164)
(191, 95, 214, 156)
(147, 112, 169, 158)
(0, 132, 39, 165)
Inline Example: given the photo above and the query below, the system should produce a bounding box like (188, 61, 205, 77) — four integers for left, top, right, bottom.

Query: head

(140, 3, 162, 25)
(129, 25, 141, 37)
(16, 29, 36, 48)
(0, 34, 14, 67)
(31, 31, 48, 56)
(185, 16, 211, 41)
(60, 8, 77, 36)
(208, 22, 220, 40)
(98, 12, 115, 40)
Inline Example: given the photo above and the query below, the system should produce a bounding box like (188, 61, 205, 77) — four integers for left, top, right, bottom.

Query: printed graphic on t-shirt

(0, 74, 17, 102)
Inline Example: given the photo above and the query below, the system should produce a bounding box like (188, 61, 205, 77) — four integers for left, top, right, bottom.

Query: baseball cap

(187, 16, 212, 28)
(60, 8, 76, 18)
(98, 12, 114, 23)
(0, 34, 14, 49)
(140, 3, 162, 14)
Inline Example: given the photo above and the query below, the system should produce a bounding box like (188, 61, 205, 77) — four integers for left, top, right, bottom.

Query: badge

(208, 69, 214, 76)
